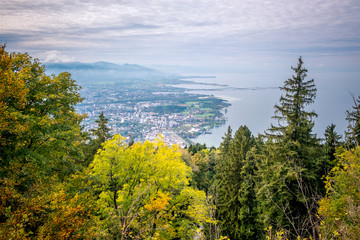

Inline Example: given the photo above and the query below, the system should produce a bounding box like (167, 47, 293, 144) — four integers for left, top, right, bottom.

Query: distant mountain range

(45, 61, 175, 85)
(45, 61, 157, 72)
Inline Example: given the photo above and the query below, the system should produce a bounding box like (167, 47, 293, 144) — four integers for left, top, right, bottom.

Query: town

(76, 85, 230, 147)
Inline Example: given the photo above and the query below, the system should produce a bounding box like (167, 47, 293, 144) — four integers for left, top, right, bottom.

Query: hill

(45, 61, 174, 85)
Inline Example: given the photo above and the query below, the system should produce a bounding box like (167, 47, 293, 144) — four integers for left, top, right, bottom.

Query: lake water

(178, 72, 360, 147)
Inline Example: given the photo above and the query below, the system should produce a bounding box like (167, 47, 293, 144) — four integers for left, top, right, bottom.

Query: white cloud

(41, 50, 75, 63)
(1, 0, 359, 67)
(2, 0, 359, 36)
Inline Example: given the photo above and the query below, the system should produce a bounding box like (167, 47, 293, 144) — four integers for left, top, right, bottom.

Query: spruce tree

(215, 126, 260, 239)
(345, 94, 360, 147)
(219, 126, 232, 155)
(323, 124, 342, 174)
(269, 56, 317, 143)
(84, 112, 111, 165)
(213, 126, 232, 237)
(257, 57, 322, 239)
(213, 126, 233, 200)
(91, 112, 111, 143)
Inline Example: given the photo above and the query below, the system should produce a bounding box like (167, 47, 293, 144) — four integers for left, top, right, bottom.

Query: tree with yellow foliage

(318, 147, 360, 239)
(90, 135, 213, 239)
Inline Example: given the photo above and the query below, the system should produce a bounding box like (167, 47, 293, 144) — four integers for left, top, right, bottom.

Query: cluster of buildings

(76, 86, 227, 147)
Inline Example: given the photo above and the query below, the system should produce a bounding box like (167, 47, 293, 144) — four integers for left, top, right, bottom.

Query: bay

(178, 72, 360, 147)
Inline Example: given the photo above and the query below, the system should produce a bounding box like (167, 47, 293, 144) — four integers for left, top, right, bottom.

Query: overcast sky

(1, 0, 360, 73)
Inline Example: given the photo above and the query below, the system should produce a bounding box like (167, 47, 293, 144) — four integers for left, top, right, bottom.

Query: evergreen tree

(91, 112, 111, 143)
(189, 148, 217, 194)
(219, 126, 232, 157)
(257, 57, 322, 239)
(268, 56, 317, 143)
(214, 126, 233, 197)
(84, 112, 111, 165)
(215, 126, 260, 239)
(188, 142, 207, 155)
(323, 124, 342, 174)
(212, 126, 232, 237)
(345, 94, 360, 147)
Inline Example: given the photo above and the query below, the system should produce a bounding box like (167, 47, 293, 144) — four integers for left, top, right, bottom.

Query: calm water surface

(179, 73, 359, 147)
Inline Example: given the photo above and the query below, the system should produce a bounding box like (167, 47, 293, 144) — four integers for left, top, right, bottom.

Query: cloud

(41, 50, 75, 63)
(1, 0, 359, 67)
(2, 0, 359, 36)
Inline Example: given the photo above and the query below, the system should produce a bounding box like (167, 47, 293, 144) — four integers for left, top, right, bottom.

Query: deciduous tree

(318, 147, 360, 239)
(90, 135, 212, 239)
(0, 44, 85, 180)
(0, 44, 95, 238)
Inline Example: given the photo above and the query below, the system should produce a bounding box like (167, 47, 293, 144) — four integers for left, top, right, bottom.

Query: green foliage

(268, 56, 317, 144)
(83, 112, 111, 166)
(2, 47, 358, 240)
(318, 147, 360, 239)
(219, 126, 233, 156)
(323, 124, 342, 175)
(152, 104, 187, 114)
(90, 135, 213, 239)
(181, 146, 218, 194)
(257, 57, 323, 239)
(91, 112, 111, 143)
(181, 144, 220, 238)
(195, 149, 217, 193)
(215, 125, 261, 239)
(0, 166, 99, 239)
(0, 44, 85, 180)
(0, 45, 97, 238)
(345, 94, 360, 147)
(188, 142, 208, 155)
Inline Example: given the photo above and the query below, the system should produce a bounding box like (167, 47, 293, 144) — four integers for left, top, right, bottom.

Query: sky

(1, 0, 360, 138)
(1, 0, 360, 73)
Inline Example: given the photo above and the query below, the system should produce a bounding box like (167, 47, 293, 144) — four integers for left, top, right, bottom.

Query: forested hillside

(1, 45, 360, 239)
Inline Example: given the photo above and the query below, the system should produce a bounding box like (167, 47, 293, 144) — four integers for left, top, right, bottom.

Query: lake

(177, 72, 359, 147)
